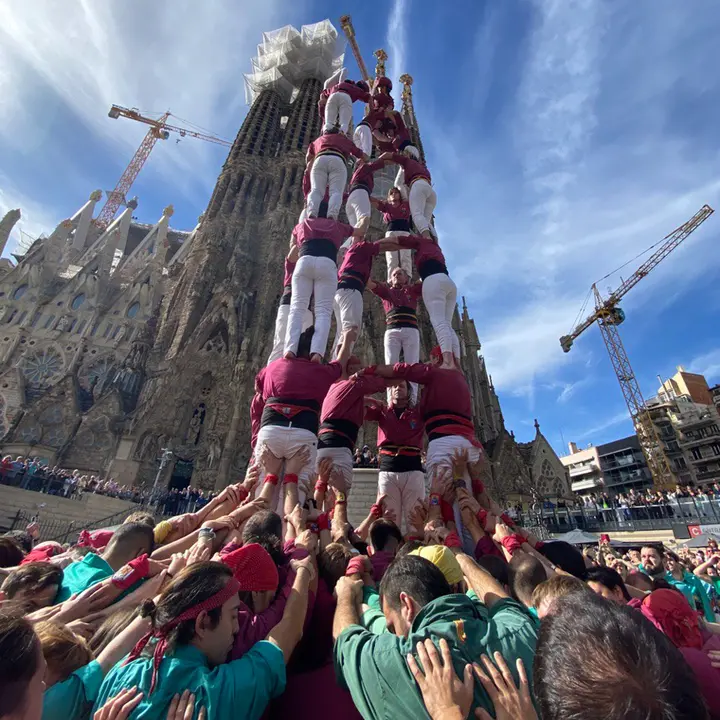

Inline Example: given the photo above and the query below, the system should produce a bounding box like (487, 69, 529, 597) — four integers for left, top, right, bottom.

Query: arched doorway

(168, 457, 194, 491)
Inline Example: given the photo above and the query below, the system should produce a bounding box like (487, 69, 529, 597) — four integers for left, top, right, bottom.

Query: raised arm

(452, 549, 510, 609)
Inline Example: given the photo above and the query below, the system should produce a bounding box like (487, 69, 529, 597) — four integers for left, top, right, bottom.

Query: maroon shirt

(309, 133, 364, 161)
(399, 234, 447, 272)
(330, 81, 371, 104)
(282, 257, 295, 289)
(375, 199, 411, 226)
(371, 281, 422, 314)
(320, 375, 387, 429)
(292, 218, 354, 250)
(365, 399, 425, 449)
(251, 358, 343, 444)
(391, 152, 431, 184)
(372, 92, 394, 110)
(348, 159, 384, 194)
(390, 363, 477, 443)
(338, 240, 380, 287)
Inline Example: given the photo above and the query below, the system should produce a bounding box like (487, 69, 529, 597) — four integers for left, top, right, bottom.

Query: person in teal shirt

(55, 523, 155, 603)
(94, 552, 313, 720)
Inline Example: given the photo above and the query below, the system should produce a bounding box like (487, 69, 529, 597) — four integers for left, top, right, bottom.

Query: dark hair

(140, 562, 231, 655)
(476, 554, 509, 587)
(106, 522, 154, 559)
(538, 541, 586, 578)
(379, 555, 450, 611)
(396, 539, 424, 558)
(584, 566, 631, 601)
(0, 612, 40, 715)
(1, 562, 62, 601)
(89, 607, 138, 655)
(507, 553, 546, 606)
(318, 543, 354, 592)
(242, 511, 284, 565)
(356, 80, 369, 92)
(0, 537, 25, 568)
(3, 530, 34, 554)
(370, 519, 403, 552)
(534, 592, 709, 720)
(641, 544, 665, 558)
(297, 326, 315, 359)
(124, 511, 156, 528)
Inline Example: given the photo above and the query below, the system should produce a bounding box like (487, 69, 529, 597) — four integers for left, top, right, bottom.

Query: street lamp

(153, 447, 173, 490)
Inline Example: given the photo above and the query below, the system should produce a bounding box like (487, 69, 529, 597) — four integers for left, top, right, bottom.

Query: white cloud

(0, 177, 59, 257)
(688, 348, 720, 384)
(386, 0, 407, 91)
(575, 409, 632, 441)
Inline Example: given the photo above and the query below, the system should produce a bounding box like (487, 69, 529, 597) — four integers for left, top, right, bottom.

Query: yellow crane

(560, 204, 714, 488)
(94, 105, 232, 231)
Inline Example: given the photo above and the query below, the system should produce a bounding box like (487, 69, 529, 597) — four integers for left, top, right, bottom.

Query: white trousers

(378, 470, 426, 533)
(268, 304, 313, 365)
(254, 425, 316, 514)
(422, 273, 459, 358)
(426, 435, 481, 554)
(332, 288, 364, 358)
(284, 255, 337, 358)
(384, 326, 420, 402)
(384, 230, 412, 281)
(353, 124, 372, 156)
(324, 92, 353, 134)
(308, 155, 347, 220)
(346, 188, 372, 228)
(409, 179, 437, 234)
(316, 446, 354, 492)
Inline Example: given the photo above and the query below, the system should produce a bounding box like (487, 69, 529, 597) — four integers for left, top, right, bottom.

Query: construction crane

(94, 105, 232, 231)
(339, 16, 372, 83)
(560, 204, 714, 489)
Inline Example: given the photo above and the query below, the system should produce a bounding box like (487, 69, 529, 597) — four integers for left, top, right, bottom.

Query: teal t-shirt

(55, 554, 114, 604)
(42, 660, 104, 720)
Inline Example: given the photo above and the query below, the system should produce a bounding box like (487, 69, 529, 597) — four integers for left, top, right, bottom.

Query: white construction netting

(243, 20, 346, 105)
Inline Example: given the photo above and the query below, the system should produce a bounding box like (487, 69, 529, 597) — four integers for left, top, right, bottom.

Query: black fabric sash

(388, 219, 411, 232)
(338, 268, 365, 292)
(317, 418, 359, 450)
(386, 305, 418, 329)
(299, 238, 338, 262)
(261, 397, 320, 435)
(419, 258, 448, 280)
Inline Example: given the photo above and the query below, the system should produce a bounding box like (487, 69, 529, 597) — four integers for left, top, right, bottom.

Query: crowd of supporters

(0, 447, 718, 720)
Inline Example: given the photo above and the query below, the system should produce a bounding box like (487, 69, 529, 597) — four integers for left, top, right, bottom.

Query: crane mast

(560, 205, 714, 489)
(339, 16, 372, 83)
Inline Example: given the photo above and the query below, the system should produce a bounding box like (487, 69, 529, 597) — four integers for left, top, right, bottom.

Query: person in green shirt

(333, 552, 538, 720)
(94, 555, 314, 720)
(55, 523, 155, 604)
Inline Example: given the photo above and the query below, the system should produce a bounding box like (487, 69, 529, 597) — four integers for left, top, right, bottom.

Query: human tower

(251, 70, 481, 543)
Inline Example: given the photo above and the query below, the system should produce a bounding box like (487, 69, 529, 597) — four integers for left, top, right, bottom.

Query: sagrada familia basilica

(0, 20, 569, 503)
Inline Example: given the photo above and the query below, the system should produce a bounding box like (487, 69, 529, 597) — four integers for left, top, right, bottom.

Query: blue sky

(2, 0, 719, 457)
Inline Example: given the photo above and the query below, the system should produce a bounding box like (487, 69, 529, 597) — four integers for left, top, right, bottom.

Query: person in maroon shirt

(367, 266, 422, 401)
(379, 149, 436, 237)
(316, 356, 387, 492)
(252, 325, 356, 510)
(284, 216, 363, 361)
(322, 79, 370, 135)
(345, 158, 385, 234)
(364, 379, 426, 531)
(306, 131, 368, 220)
(268, 238, 313, 364)
(384, 233, 460, 368)
(371, 186, 413, 280)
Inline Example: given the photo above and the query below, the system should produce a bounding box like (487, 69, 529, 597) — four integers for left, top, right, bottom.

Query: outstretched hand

(473, 653, 537, 720)
(407, 638, 474, 720)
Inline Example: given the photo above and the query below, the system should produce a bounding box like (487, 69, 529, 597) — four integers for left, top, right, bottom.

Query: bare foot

(284, 351, 296, 360)
(310, 353, 323, 364)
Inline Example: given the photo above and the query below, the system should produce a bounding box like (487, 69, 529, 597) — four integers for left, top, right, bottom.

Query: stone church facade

(0, 20, 569, 503)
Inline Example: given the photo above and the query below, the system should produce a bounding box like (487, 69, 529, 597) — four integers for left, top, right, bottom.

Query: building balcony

(568, 464, 600, 478)
(695, 469, 720, 483)
(571, 477, 603, 492)
(680, 434, 720, 449)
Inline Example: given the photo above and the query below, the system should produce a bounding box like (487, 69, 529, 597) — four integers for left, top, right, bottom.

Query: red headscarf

(124, 576, 241, 694)
(221, 543, 279, 592)
(77, 529, 113, 549)
(640, 588, 703, 650)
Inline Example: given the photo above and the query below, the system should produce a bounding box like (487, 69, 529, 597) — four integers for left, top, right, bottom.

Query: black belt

(348, 182, 372, 196)
(299, 238, 338, 262)
(338, 268, 366, 292)
(261, 397, 320, 435)
(425, 409, 475, 442)
(397, 139, 413, 151)
(388, 219, 410, 232)
(419, 259, 448, 280)
(386, 306, 418, 329)
(379, 445, 423, 472)
(280, 285, 292, 306)
(318, 418, 359, 450)
(316, 150, 347, 161)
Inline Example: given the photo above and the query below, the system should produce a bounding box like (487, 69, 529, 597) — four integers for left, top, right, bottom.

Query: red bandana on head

(640, 588, 703, 650)
(221, 543, 279, 592)
(124, 576, 241, 694)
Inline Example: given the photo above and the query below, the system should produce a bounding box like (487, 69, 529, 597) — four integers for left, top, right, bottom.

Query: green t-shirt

(42, 660, 104, 720)
(54, 554, 114, 604)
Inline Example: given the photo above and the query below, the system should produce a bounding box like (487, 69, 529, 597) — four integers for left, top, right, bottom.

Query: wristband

(345, 556, 365, 576)
(476, 508, 488, 531)
(264, 473, 279, 486)
(429, 493, 441, 507)
(198, 527, 216, 543)
(471, 477, 485, 495)
(535, 540, 545, 550)
(443, 531, 462, 549)
(363, 365, 377, 375)
(284, 473, 299, 485)
(236, 486, 249, 502)
(370, 503, 383, 518)
(112, 553, 149, 590)
(440, 498, 454, 524)
(500, 534, 524, 555)
(315, 480, 328, 493)
(309, 522, 320, 534)
(317, 512, 330, 532)
(500, 513, 516, 528)
(335, 491, 347, 504)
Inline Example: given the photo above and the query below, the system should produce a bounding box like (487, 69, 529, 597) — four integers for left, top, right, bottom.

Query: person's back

(534, 592, 709, 720)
